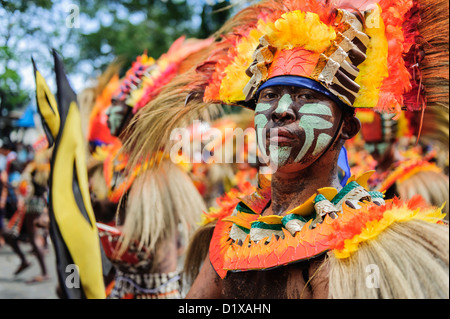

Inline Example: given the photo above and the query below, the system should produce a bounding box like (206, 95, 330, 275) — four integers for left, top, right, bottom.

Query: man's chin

(266, 160, 293, 174)
(270, 160, 316, 175)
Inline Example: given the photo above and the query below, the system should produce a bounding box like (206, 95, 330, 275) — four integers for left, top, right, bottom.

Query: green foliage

(198, 1, 231, 39)
(0, 62, 30, 115)
(77, 0, 232, 75)
(0, 0, 57, 113)
(0, 0, 53, 12)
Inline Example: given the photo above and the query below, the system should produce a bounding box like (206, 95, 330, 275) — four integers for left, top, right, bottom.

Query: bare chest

(221, 262, 315, 299)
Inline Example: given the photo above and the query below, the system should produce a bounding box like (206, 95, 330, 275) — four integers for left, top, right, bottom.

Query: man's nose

(271, 108, 296, 124)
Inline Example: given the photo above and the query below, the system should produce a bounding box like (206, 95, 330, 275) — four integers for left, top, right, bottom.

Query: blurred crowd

(0, 139, 51, 283)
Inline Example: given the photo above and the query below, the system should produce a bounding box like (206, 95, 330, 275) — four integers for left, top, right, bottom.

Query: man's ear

(341, 114, 361, 140)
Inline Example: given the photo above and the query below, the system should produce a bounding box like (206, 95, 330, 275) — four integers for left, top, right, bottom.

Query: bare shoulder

(308, 256, 329, 299)
(185, 253, 223, 299)
(286, 257, 329, 299)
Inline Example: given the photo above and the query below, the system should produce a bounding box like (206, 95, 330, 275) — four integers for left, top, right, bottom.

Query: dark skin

(186, 85, 360, 299)
(105, 101, 133, 139)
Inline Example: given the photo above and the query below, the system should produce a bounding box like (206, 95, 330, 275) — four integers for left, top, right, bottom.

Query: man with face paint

(105, 101, 133, 139)
(172, 0, 449, 299)
(252, 79, 360, 216)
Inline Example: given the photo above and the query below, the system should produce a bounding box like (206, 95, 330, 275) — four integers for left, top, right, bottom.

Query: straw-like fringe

(409, 0, 449, 147)
(117, 160, 206, 268)
(420, 103, 449, 150)
(122, 66, 222, 171)
(419, 0, 449, 106)
(328, 220, 449, 298)
(398, 170, 449, 215)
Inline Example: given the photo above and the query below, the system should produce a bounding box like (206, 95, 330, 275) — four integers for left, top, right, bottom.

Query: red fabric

(268, 48, 320, 79)
(359, 112, 383, 142)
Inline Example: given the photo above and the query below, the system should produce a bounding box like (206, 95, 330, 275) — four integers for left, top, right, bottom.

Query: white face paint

(313, 133, 333, 156)
(299, 103, 332, 116)
(254, 113, 268, 157)
(267, 94, 295, 168)
(294, 103, 334, 163)
(106, 104, 127, 136)
(274, 94, 292, 114)
(255, 97, 335, 169)
(269, 144, 292, 167)
(255, 102, 271, 113)
(255, 98, 294, 165)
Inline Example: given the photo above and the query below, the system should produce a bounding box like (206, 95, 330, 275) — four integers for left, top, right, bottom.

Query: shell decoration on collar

(206, 171, 446, 279)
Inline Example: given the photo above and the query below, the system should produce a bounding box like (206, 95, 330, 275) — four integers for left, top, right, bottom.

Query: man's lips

(267, 128, 296, 144)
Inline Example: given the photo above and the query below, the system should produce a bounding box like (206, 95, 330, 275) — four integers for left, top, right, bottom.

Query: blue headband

(256, 76, 348, 109)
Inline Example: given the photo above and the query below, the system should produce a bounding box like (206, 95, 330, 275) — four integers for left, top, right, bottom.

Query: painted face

(360, 113, 396, 161)
(364, 142, 390, 162)
(255, 85, 343, 172)
(105, 102, 130, 137)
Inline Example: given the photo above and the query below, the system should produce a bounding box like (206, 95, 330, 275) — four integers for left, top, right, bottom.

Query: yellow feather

(259, 11, 335, 53)
(219, 28, 263, 102)
(353, 4, 389, 108)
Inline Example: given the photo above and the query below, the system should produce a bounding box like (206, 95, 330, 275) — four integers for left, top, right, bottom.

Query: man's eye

(298, 93, 315, 100)
(262, 92, 278, 99)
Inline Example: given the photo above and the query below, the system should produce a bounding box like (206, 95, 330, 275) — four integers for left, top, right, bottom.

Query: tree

(0, 0, 76, 114)
(0, 46, 30, 115)
(198, 1, 231, 39)
(77, 0, 233, 76)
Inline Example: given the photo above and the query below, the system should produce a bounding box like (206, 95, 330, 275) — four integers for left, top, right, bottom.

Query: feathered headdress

(87, 73, 122, 148)
(202, 0, 444, 114)
(123, 0, 448, 170)
(112, 36, 214, 114)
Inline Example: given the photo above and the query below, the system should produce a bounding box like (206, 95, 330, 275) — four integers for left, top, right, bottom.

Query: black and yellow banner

(33, 50, 106, 299)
